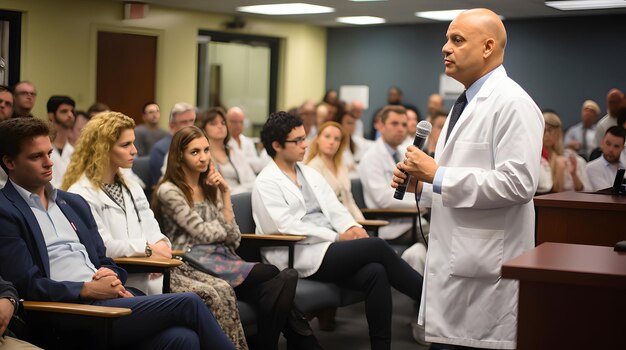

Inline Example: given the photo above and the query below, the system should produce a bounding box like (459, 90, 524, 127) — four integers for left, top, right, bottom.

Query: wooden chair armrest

(240, 233, 307, 242)
(23, 301, 132, 318)
(357, 219, 389, 227)
(172, 249, 186, 257)
(239, 234, 307, 269)
(113, 257, 183, 268)
(360, 208, 419, 217)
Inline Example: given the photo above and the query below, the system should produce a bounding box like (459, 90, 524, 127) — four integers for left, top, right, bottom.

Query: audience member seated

(0, 86, 13, 189)
(305, 121, 364, 221)
(425, 93, 444, 123)
(370, 87, 420, 140)
(0, 86, 12, 122)
(226, 107, 267, 174)
(87, 102, 110, 118)
(595, 88, 624, 145)
(334, 110, 373, 179)
(153, 125, 320, 350)
(1, 275, 41, 349)
(135, 102, 168, 156)
(399, 108, 420, 155)
(585, 126, 626, 191)
(252, 111, 424, 350)
(62, 112, 172, 295)
(0, 117, 235, 350)
(149, 103, 196, 187)
(47, 96, 76, 188)
(538, 111, 591, 193)
(68, 110, 90, 146)
(358, 105, 426, 241)
(348, 100, 366, 138)
(196, 108, 256, 195)
(62, 113, 248, 348)
(423, 110, 447, 157)
(298, 101, 318, 145)
(11, 81, 36, 119)
(564, 99, 601, 161)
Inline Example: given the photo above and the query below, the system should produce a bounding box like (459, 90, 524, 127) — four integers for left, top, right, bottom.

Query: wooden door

(96, 31, 156, 124)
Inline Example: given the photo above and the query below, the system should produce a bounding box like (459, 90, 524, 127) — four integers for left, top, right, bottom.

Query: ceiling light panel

(237, 3, 335, 15)
(336, 16, 386, 25)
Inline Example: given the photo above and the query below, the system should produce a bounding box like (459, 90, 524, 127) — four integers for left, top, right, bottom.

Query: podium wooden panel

(502, 243, 626, 350)
(534, 191, 626, 246)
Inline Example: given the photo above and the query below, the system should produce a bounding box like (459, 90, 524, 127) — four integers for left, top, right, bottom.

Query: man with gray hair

(149, 102, 196, 186)
(564, 99, 601, 160)
(226, 106, 267, 173)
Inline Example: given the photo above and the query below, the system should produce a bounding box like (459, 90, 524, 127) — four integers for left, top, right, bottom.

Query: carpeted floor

(279, 288, 430, 350)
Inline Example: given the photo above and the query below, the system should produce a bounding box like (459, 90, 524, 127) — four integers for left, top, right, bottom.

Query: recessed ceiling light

(336, 16, 386, 25)
(415, 9, 467, 21)
(349, 0, 387, 2)
(545, 0, 626, 10)
(237, 3, 335, 15)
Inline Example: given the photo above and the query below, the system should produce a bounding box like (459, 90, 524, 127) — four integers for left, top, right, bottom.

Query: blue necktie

(445, 91, 467, 144)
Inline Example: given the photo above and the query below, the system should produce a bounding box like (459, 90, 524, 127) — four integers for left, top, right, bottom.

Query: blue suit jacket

(0, 181, 127, 302)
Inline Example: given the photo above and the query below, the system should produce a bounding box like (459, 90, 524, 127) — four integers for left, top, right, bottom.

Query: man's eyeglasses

(284, 136, 307, 145)
(17, 91, 37, 97)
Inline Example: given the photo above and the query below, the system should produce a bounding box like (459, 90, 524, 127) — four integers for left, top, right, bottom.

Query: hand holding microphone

(394, 120, 432, 200)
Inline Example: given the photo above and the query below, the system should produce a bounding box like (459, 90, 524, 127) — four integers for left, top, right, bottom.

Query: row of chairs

(14, 158, 422, 348)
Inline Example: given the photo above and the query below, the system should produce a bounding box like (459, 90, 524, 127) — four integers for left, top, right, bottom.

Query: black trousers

(234, 264, 317, 350)
(308, 237, 423, 350)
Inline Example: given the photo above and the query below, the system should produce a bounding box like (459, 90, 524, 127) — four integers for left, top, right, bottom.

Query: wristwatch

(145, 242, 152, 257)
(3, 296, 17, 311)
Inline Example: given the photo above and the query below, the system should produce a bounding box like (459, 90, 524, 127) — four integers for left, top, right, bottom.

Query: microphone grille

(415, 120, 432, 138)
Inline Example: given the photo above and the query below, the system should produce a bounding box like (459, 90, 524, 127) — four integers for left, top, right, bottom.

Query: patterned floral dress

(156, 181, 251, 350)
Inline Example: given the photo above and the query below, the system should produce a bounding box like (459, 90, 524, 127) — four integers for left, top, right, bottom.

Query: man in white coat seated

(585, 126, 625, 191)
(391, 8, 544, 350)
(252, 111, 425, 350)
(358, 105, 427, 242)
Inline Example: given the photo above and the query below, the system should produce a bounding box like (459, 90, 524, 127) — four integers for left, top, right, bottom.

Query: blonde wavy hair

(61, 111, 135, 190)
(542, 111, 565, 190)
(305, 121, 348, 169)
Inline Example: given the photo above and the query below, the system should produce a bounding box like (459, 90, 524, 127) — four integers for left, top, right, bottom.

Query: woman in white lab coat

(61, 112, 248, 349)
(305, 121, 364, 220)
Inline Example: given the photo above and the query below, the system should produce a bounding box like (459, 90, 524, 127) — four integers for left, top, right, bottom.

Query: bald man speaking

(392, 9, 544, 349)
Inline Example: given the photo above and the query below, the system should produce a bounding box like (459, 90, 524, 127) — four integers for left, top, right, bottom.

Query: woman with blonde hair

(153, 125, 321, 350)
(305, 121, 364, 221)
(539, 111, 591, 193)
(62, 112, 247, 349)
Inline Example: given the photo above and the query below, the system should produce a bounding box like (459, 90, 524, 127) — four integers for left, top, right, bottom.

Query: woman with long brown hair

(153, 126, 320, 350)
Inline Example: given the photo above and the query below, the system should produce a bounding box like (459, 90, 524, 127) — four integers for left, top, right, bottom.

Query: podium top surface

(534, 191, 626, 210)
(502, 242, 626, 289)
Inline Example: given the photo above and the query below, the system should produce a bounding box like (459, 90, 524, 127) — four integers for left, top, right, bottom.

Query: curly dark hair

(260, 111, 303, 159)
(0, 117, 50, 173)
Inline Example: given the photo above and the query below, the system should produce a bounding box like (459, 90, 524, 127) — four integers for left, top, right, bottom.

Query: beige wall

(2, 0, 326, 124)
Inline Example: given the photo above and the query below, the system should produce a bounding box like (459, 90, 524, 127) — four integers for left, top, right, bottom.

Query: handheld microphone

(394, 120, 432, 200)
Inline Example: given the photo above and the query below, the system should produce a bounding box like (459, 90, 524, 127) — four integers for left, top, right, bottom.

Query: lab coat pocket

(449, 227, 503, 280)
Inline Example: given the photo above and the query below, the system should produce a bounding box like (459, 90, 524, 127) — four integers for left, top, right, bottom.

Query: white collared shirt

(11, 180, 97, 282)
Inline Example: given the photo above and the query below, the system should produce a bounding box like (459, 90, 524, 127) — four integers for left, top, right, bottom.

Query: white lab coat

(252, 161, 359, 277)
(50, 142, 74, 188)
(358, 138, 419, 239)
(417, 66, 544, 349)
(67, 174, 170, 295)
(228, 134, 268, 173)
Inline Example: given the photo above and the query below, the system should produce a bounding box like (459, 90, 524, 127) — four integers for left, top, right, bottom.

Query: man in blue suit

(0, 117, 235, 350)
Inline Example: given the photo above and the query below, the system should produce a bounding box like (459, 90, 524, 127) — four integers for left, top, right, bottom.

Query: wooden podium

(534, 191, 626, 246)
(502, 243, 626, 350)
